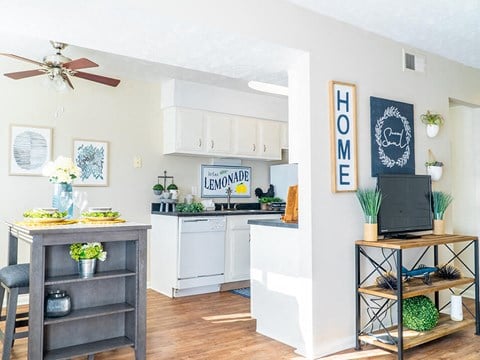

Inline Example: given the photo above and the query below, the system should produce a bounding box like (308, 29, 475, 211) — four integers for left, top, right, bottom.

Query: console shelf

(355, 234, 480, 360)
(359, 314, 475, 352)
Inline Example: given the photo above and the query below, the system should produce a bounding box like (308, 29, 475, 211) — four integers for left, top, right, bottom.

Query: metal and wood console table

(355, 234, 479, 360)
(6, 221, 151, 360)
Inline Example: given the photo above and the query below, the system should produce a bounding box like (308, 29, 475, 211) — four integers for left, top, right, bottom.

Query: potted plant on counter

(432, 191, 453, 235)
(259, 196, 282, 210)
(153, 183, 164, 195)
(420, 111, 444, 138)
(356, 188, 382, 242)
(70, 242, 107, 278)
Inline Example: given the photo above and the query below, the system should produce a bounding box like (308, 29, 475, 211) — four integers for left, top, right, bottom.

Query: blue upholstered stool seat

(0, 263, 29, 360)
(0, 264, 29, 288)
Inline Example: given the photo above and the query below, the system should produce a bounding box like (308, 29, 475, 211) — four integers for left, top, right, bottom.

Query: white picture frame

(73, 139, 109, 186)
(9, 124, 52, 176)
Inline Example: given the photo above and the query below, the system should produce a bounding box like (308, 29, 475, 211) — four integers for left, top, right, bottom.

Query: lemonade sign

(201, 165, 251, 198)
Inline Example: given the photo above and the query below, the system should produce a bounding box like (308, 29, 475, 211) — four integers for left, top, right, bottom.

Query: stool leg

(0, 285, 4, 320)
(2, 288, 18, 360)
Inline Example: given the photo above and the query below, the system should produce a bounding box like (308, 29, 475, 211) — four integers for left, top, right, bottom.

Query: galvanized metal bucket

(78, 259, 97, 278)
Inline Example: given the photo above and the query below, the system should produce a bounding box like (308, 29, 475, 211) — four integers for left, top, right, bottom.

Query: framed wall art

(201, 165, 251, 198)
(370, 97, 415, 176)
(73, 139, 109, 186)
(329, 81, 357, 192)
(9, 124, 52, 176)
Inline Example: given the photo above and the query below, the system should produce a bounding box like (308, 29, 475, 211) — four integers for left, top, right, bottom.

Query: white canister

(450, 294, 463, 321)
(185, 194, 193, 204)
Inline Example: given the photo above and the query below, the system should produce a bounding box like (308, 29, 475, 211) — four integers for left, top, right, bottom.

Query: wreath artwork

(370, 97, 415, 176)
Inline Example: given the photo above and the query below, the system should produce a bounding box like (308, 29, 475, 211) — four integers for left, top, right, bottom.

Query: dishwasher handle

(182, 219, 209, 223)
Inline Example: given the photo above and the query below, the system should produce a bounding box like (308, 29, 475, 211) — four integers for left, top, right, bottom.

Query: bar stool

(0, 264, 29, 360)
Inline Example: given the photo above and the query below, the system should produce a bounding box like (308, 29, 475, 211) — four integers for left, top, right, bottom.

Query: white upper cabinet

(204, 112, 232, 154)
(232, 115, 258, 157)
(163, 107, 204, 154)
(163, 107, 282, 160)
(258, 120, 281, 159)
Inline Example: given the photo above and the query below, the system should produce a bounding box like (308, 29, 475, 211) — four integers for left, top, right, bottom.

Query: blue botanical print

(76, 144, 105, 181)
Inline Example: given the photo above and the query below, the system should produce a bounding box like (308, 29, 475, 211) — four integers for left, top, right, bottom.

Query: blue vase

(52, 183, 74, 218)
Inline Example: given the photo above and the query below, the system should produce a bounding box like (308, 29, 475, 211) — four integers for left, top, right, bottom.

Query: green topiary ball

(403, 295, 439, 331)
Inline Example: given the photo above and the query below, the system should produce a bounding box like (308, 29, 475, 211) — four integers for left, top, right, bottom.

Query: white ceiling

(287, 0, 480, 70)
(0, 1, 478, 93)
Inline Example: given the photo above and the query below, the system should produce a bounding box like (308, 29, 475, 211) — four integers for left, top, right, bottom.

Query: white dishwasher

(177, 216, 226, 291)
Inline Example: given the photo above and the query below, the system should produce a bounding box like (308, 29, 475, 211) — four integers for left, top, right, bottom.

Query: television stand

(387, 233, 421, 240)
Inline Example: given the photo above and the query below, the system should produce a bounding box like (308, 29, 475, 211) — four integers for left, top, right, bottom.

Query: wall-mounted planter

(421, 111, 444, 138)
(426, 124, 440, 138)
(427, 165, 443, 181)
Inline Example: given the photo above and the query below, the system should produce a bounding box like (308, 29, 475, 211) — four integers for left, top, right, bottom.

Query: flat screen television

(377, 174, 433, 239)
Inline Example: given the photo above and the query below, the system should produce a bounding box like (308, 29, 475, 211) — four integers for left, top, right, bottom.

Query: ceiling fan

(0, 41, 120, 89)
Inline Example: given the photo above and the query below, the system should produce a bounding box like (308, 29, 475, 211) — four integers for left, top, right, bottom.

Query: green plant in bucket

(432, 191, 453, 220)
(356, 188, 382, 224)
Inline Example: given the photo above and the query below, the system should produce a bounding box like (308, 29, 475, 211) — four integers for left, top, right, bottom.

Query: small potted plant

(425, 161, 443, 181)
(356, 188, 382, 242)
(432, 191, 453, 235)
(167, 183, 178, 200)
(70, 242, 107, 278)
(153, 183, 164, 195)
(258, 197, 282, 210)
(420, 111, 444, 138)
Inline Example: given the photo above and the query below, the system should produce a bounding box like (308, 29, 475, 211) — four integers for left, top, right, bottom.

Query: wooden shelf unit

(6, 222, 150, 360)
(355, 234, 480, 360)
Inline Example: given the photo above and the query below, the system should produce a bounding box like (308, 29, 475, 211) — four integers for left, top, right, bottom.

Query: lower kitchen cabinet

(150, 213, 282, 297)
(224, 214, 281, 283)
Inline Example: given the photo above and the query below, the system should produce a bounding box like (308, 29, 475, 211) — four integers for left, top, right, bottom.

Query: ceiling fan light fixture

(247, 80, 288, 96)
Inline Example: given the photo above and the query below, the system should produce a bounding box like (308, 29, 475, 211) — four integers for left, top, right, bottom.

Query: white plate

(88, 207, 112, 212)
(25, 217, 67, 223)
(83, 216, 119, 221)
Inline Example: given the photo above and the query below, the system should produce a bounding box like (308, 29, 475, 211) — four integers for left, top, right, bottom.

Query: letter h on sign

(329, 81, 358, 192)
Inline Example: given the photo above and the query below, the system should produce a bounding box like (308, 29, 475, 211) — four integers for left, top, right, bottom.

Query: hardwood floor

(3, 290, 480, 359)
(3, 289, 300, 359)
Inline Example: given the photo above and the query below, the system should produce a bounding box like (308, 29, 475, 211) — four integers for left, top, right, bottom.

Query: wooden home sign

(329, 81, 358, 192)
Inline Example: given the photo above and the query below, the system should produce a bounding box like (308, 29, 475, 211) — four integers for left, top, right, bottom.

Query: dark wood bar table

(6, 220, 151, 360)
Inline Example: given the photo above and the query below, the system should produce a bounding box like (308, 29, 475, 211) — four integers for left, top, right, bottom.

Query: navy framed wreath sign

(370, 97, 415, 176)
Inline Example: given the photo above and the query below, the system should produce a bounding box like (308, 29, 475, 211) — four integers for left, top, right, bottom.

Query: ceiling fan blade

(63, 58, 98, 70)
(0, 53, 43, 66)
(62, 73, 74, 89)
(72, 71, 120, 87)
(4, 69, 45, 80)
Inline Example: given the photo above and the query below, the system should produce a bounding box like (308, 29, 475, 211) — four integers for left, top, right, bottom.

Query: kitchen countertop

(248, 218, 298, 229)
(151, 210, 283, 217)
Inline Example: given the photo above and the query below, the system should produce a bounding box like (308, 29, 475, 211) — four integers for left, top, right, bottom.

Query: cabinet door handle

(253, 144, 256, 152)
(199, 139, 202, 148)
(211, 140, 214, 149)
(264, 145, 267, 152)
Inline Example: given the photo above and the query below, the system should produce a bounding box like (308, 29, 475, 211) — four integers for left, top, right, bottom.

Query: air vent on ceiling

(403, 49, 425, 73)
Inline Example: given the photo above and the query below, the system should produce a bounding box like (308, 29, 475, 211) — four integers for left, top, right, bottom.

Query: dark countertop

(151, 210, 283, 217)
(248, 219, 298, 229)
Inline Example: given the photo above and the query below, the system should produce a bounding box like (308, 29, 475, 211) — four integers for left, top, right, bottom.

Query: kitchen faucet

(226, 187, 232, 210)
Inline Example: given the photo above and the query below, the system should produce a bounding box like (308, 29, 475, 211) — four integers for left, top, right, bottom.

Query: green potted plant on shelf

(153, 183, 164, 195)
(420, 111, 444, 138)
(70, 242, 107, 278)
(167, 183, 178, 200)
(425, 161, 443, 181)
(432, 191, 453, 235)
(356, 188, 382, 242)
